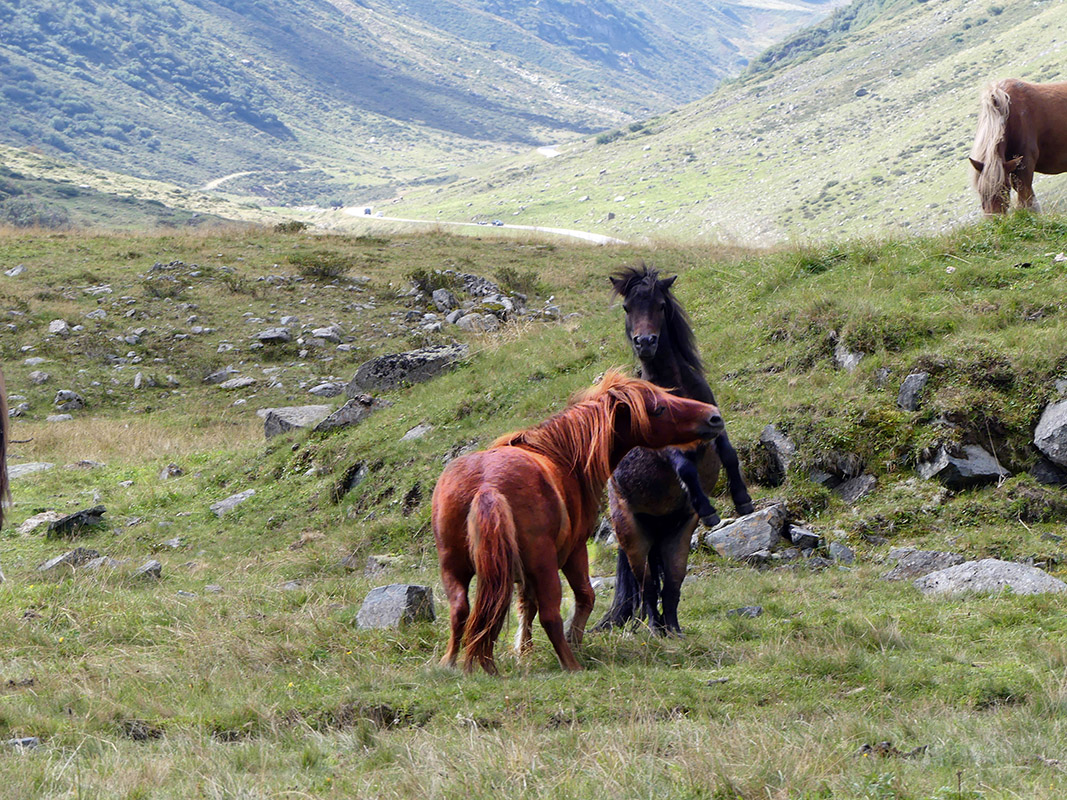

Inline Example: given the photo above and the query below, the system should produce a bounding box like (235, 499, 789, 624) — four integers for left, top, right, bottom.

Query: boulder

(703, 504, 788, 561)
(9, 463, 55, 480)
(308, 382, 345, 398)
(356, 584, 435, 629)
(48, 319, 71, 337)
(828, 541, 855, 564)
(46, 505, 106, 538)
(726, 606, 763, 618)
(917, 445, 1008, 490)
(218, 376, 256, 390)
(914, 558, 1067, 597)
(314, 395, 392, 432)
(432, 289, 458, 311)
(203, 367, 240, 384)
(346, 344, 467, 395)
(210, 489, 255, 517)
(254, 327, 291, 344)
(262, 405, 332, 438)
(788, 525, 820, 550)
(835, 474, 877, 504)
(883, 550, 965, 581)
(133, 560, 162, 579)
(759, 424, 795, 486)
(897, 371, 930, 411)
(38, 547, 101, 573)
(1034, 398, 1067, 467)
(400, 423, 432, 442)
(17, 510, 65, 535)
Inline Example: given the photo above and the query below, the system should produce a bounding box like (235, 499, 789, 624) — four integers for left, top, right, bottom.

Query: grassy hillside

(0, 0, 845, 208)
(394, 0, 1067, 244)
(3, 215, 1067, 796)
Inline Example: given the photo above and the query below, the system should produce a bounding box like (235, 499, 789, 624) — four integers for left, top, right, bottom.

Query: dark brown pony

(595, 265, 752, 635)
(432, 370, 724, 674)
(970, 79, 1067, 214)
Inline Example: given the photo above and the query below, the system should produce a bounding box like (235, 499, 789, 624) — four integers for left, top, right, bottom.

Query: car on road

(491, 219, 503, 226)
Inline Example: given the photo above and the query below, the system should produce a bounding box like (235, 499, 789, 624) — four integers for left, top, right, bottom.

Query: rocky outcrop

(914, 559, 1067, 597)
(346, 344, 468, 395)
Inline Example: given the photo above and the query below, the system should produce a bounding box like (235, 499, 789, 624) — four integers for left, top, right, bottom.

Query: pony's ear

(609, 275, 625, 295)
(659, 275, 677, 291)
(969, 158, 984, 173)
(1005, 156, 1024, 173)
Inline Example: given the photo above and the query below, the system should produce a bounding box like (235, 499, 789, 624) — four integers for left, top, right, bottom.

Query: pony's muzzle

(632, 334, 658, 358)
(697, 414, 724, 440)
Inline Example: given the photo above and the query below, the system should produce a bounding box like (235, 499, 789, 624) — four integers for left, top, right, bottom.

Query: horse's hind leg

(515, 582, 537, 656)
(661, 516, 698, 634)
(561, 545, 595, 647)
(439, 564, 473, 668)
(528, 552, 581, 671)
(714, 432, 755, 516)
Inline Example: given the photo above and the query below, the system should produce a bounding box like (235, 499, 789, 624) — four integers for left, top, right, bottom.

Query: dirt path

(201, 171, 256, 191)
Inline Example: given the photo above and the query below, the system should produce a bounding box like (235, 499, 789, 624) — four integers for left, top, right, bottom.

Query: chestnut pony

(432, 370, 723, 674)
(970, 79, 1067, 214)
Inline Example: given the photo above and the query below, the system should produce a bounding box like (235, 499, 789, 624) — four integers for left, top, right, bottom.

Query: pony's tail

(971, 82, 1011, 196)
(0, 370, 9, 530)
(463, 488, 519, 674)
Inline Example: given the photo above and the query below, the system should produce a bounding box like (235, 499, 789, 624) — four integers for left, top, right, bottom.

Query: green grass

(3, 216, 1067, 797)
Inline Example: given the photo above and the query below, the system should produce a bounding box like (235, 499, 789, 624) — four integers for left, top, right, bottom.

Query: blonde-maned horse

(970, 79, 1067, 214)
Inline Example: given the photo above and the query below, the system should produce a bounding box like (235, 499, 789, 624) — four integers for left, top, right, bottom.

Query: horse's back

(1002, 79, 1067, 174)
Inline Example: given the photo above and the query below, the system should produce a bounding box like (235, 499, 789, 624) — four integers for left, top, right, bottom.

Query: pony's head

(970, 155, 1023, 215)
(970, 82, 1021, 215)
(610, 264, 693, 363)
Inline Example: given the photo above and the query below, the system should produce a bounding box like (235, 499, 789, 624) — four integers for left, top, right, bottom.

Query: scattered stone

(281, 580, 303, 591)
(308, 382, 345, 397)
(261, 405, 332, 438)
(759, 424, 795, 486)
(205, 584, 223, 593)
(726, 605, 763, 618)
(48, 319, 71, 337)
(159, 463, 184, 480)
(400, 423, 432, 441)
(897, 371, 930, 411)
(363, 554, 402, 576)
(17, 511, 65, 535)
(445, 309, 463, 325)
(788, 525, 820, 550)
(310, 326, 342, 343)
(53, 390, 84, 411)
(857, 742, 927, 759)
(254, 327, 291, 344)
(590, 576, 616, 593)
(918, 445, 1008, 490)
(84, 556, 126, 572)
(806, 556, 834, 570)
(835, 474, 878, 504)
(346, 344, 468, 395)
(47, 505, 106, 538)
(203, 367, 240, 384)
(5, 737, 40, 750)
(457, 313, 500, 332)
(356, 584, 435, 629)
(210, 489, 255, 517)
(218, 376, 256, 390)
(4, 265, 25, 277)
(832, 342, 864, 371)
(914, 558, 1067, 597)
(9, 402, 29, 417)
(432, 289, 458, 311)
(133, 560, 162, 579)
(828, 541, 855, 564)
(314, 394, 392, 433)
(38, 547, 101, 573)
(28, 370, 50, 385)
(46, 414, 73, 423)
(9, 463, 55, 480)
(884, 550, 965, 581)
(1034, 398, 1067, 467)
(703, 504, 788, 561)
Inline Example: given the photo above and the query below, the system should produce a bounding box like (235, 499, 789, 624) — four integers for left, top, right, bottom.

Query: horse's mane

(611, 264, 704, 377)
(971, 81, 1012, 204)
(491, 370, 654, 493)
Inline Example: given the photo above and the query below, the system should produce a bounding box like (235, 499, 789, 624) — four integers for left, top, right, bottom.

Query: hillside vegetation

(0, 0, 844, 208)
(393, 0, 1067, 244)
(2, 215, 1067, 797)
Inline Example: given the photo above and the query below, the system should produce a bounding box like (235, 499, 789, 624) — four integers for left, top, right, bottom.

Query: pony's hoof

(700, 511, 721, 527)
(736, 502, 755, 516)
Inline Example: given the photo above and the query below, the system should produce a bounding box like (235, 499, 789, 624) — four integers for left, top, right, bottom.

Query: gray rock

(833, 342, 864, 371)
(314, 395, 392, 433)
(310, 326, 342, 343)
(255, 327, 291, 344)
(262, 405, 332, 438)
(884, 550, 965, 581)
(4, 264, 25, 277)
(218, 376, 256, 390)
(308, 382, 345, 397)
(84, 556, 126, 572)
(46, 414, 73, 423)
(38, 547, 101, 573)
(356, 584, 435, 629)
(28, 370, 50, 385)
(1030, 458, 1067, 486)
(835, 474, 877, 504)
(828, 541, 855, 564)
(703, 504, 788, 561)
(363, 554, 402, 576)
(346, 344, 468, 395)
(897, 371, 930, 411)
(590, 576, 616, 593)
(5, 737, 40, 750)
(53, 390, 84, 410)
(159, 463, 183, 480)
(759, 424, 795, 485)
(133, 560, 162, 579)
(726, 606, 763, 618)
(9, 402, 29, 417)
(17, 510, 64, 535)
(456, 313, 489, 332)
(788, 525, 820, 550)
(205, 584, 223, 593)
(400, 423, 432, 441)
(432, 288, 458, 311)
(203, 367, 240, 384)
(445, 309, 464, 325)
(47, 505, 106, 537)
(918, 445, 1008, 490)
(9, 463, 55, 480)
(914, 559, 1067, 597)
(210, 489, 255, 517)
(48, 319, 71, 337)
(1034, 398, 1067, 467)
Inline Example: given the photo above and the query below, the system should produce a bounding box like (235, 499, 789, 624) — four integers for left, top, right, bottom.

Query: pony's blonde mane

(492, 370, 655, 492)
(971, 81, 1012, 206)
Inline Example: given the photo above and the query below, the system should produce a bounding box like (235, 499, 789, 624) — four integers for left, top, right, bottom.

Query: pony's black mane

(611, 265, 704, 376)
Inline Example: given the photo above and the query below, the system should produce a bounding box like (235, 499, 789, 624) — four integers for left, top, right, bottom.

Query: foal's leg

(439, 564, 473, 668)
(661, 516, 698, 634)
(638, 540, 667, 634)
(561, 545, 596, 647)
(667, 447, 720, 527)
(515, 581, 538, 656)
(714, 432, 755, 516)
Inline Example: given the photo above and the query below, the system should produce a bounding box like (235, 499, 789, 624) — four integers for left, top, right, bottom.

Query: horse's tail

(463, 487, 519, 673)
(0, 370, 9, 529)
(971, 81, 1011, 201)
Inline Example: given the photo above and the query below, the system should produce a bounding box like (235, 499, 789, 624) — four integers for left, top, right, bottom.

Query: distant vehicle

(364, 208, 372, 215)
(491, 219, 504, 226)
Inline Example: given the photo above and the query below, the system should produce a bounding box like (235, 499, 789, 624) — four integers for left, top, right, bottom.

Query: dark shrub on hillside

(0, 196, 70, 228)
